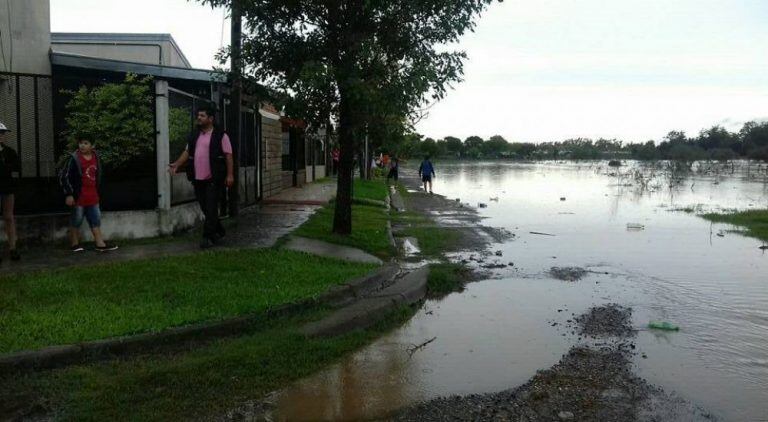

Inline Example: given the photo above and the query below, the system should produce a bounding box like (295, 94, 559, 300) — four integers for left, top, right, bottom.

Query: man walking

(418, 155, 436, 194)
(169, 106, 234, 249)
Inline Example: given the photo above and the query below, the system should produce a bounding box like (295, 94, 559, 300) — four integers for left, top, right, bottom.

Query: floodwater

(268, 161, 768, 421)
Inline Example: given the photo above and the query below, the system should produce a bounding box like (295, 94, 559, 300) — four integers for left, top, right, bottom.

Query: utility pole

(228, 0, 243, 216)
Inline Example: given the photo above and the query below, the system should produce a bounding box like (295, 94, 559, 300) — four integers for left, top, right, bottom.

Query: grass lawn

(353, 178, 389, 202)
(294, 203, 394, 258)
(2, 306, 415, 421)
(0, 249, 375, 354)
(701, 209, 768, 242)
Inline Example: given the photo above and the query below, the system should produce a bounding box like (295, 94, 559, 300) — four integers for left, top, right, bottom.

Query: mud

(574, 304, 635, 338)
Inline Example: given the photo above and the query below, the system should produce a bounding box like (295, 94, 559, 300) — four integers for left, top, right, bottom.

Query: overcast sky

(51, 0, 768, 143)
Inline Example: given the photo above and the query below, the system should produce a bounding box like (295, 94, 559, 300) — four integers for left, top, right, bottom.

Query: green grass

(701, 209, 768, 242)
(0, 249, 375, 353)
(353, 178, 389, 202)
(427, 262, 470, 297)
(397, 226, 463, 257)
(2, 306, 416, 421)
(294, 204, 395, 258)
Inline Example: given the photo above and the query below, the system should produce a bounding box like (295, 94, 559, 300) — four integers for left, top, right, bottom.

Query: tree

(60, 74, 154, 170)
(482, 135, 508, 157)
(740, 121, 768, 153)
(464, 135, 484, 153)
(443, 136, 463, 157)
(200, 0, 498, 234)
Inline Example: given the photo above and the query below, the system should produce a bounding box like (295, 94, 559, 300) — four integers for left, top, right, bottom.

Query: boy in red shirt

(59, 135, 118, 252)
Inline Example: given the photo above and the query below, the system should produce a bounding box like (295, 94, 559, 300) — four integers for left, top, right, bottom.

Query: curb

(301, 266, 429, 337)
(0, 264, 399, 373)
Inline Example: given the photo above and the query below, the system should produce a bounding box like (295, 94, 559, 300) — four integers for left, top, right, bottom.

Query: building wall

(51, 38, 190, 68)
(0, 0, 52, 75)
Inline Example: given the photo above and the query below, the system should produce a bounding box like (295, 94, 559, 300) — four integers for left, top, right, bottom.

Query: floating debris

(530, 231, 556, 236)
(478, 203, 487, 208)
(626, 223, 645, 230)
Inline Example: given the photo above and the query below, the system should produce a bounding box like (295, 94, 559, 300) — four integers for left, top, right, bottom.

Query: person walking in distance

(418, 155, 436, 194)
(59, 134, 118, 252)
(0, 122, 21, 262)
(386, 156, 399, 183)
(168, 106, 234, 249)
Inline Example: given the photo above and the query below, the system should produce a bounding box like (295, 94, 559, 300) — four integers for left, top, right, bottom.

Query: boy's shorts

(421, 175, 432, 183)
(71, 205, 102, 229)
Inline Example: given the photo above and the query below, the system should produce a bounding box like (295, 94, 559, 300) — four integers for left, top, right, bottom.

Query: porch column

(155, 79, 171, 211)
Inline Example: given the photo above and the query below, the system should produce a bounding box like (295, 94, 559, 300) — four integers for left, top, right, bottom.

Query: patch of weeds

(353, 178, 388, 202)
(701, 209, 768, 242)
(427, 262, 470, 298)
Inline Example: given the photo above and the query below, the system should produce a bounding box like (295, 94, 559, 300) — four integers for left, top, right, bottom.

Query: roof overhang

(50, 51, 226, 83)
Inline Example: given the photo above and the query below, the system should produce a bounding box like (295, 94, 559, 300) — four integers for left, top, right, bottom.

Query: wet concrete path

(0, 180, 336, 276)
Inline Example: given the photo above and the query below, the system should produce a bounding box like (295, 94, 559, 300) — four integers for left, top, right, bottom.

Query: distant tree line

(389, 121, 768, 162)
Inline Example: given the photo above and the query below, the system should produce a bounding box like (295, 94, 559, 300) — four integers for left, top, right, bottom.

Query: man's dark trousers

(194, 179, 224, 240)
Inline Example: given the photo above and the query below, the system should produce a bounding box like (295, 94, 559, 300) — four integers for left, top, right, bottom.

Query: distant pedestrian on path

(59, 134, 118, 252)
(332, 148, 340, 176)
(168, 106, 234, 249)
(418, 156, 436, 194)
(387, 157, 399, 183)
(0, 122, 21, 262)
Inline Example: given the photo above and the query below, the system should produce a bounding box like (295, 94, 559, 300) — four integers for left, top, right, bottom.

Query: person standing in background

(0, 122, 21, 263)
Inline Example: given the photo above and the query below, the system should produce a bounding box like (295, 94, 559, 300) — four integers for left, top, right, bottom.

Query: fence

(0, 72, 62, 215)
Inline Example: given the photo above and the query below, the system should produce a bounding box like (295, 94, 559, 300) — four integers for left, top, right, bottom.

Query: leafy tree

(482, 135, 508, 157)
(200, 0, 498, 234)
(443, 136, 463, 157)
(695, 125, 739, 153)
(60, 74, 154, 169)
(464, 135, 484, 152)
(740, 121, 768, 153)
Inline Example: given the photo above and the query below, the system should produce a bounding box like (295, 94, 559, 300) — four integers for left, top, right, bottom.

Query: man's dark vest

(186, 129, 227, 182)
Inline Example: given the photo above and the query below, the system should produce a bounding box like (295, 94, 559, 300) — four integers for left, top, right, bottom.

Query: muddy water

(269, 161, 768, 421)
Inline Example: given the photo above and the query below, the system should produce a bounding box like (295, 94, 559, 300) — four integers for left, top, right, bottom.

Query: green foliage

(0, 249, 374, 353)
(60, 74, 155, 169)
(169, 106, 193, 157)
(353, 178, 389, 202)
(398, 226, 462, 257)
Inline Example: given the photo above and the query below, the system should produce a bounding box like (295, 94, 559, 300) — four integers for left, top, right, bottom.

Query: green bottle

(648, 321, 680, 331)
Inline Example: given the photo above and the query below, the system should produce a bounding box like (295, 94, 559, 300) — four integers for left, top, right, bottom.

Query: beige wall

(51, 39, 190, 67)
(0, 0, 52, 75)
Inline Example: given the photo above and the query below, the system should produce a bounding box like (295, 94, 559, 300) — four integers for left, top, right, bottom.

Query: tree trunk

(332, 84, 356, 235)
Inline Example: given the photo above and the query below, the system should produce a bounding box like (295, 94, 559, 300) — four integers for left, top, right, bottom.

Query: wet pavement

(262, 161, 768, 421)
(0, 180, 336, 276)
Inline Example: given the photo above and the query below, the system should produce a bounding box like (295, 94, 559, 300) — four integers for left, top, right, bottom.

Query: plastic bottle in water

(648, 321, 679, 331)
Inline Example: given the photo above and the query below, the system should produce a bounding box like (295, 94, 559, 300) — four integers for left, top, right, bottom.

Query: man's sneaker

(95, 244, 119, 252)
(9, 249, 20, 261)
(200, 238, 214, 249)
(72, 244, 85, 252)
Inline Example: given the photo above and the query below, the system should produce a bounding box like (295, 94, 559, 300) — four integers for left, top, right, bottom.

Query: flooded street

(270, 161, 768, 421)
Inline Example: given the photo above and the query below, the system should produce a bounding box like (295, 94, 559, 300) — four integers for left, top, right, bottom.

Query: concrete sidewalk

(0, 179, 337, 276)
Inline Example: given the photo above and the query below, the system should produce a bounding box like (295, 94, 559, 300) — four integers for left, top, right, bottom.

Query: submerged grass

(2, 305, 417, 421)
(427, 262, 470, 298)
(0, 249, 375, 353)
(701, 209, 768, 242)
(397, 226, 463, 257)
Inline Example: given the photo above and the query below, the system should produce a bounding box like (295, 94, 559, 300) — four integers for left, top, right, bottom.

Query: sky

(51, 0, 768, 143)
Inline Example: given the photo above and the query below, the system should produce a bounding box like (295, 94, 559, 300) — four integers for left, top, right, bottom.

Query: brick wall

(261, 116, 284, 198)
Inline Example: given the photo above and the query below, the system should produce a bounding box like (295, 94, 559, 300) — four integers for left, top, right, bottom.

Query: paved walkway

(0, 179, 337, 276)
(284, 237, 383, 265)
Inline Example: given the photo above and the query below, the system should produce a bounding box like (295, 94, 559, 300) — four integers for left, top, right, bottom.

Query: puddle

(262, 161, 768, 421)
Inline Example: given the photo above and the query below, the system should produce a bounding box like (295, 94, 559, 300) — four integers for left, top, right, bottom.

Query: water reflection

(268, 161, 768, 421)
